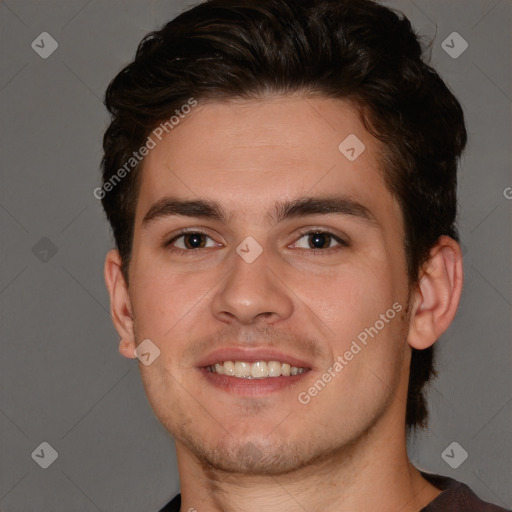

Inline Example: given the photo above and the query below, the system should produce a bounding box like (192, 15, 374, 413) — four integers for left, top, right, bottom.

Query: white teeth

(251, 361, 268, 378)
(223, 360, 235, 376)
(234, 361, 251, 378)
(267, 361, 282, 377)
(208, 360, 306, 378)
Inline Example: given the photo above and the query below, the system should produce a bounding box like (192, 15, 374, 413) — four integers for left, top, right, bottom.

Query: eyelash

(163, 228, 349, 255)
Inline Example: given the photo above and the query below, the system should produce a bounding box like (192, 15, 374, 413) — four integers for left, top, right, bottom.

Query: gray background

(0, 0, 510, 510)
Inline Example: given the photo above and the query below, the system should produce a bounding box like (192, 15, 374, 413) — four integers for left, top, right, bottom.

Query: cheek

(292, 261, 398, 343)
(130, 265, 196, 339)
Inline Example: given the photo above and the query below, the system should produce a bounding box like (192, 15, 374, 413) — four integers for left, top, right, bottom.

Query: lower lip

(199, 367, 310, 395)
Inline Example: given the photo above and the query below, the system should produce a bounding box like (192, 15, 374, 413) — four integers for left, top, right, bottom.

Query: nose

(211, 244, 294, 326)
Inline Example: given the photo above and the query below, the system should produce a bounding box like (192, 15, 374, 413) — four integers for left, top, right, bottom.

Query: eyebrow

(142, 194, 380, 228)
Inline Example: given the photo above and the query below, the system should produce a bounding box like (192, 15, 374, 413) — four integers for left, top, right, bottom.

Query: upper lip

(197, 347, 312, 369)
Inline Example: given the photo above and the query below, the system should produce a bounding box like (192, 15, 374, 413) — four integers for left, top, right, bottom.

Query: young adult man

(100, 0, 509, 510)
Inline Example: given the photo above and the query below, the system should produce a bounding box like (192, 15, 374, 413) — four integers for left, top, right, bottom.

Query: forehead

(135, 95, 399, 228)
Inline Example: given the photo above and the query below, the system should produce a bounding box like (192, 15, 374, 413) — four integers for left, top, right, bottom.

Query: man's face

(124, 95, 413, 474)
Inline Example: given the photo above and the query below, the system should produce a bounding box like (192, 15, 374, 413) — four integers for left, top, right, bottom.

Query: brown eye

(308, 232, 333, 249)
(293, 231, 348, 251)
(165, 231, 219, 252)
(181, 233, 207, 249)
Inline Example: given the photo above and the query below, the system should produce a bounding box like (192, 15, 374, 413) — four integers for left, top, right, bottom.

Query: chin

(179, 431, 339, 476)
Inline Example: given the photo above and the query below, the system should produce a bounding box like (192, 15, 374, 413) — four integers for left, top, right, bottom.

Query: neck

(175, 412, 441, 512)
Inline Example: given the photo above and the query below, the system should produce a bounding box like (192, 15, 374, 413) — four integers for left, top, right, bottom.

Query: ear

(407, 236, 464, 350)
(104, 249, 137, 359)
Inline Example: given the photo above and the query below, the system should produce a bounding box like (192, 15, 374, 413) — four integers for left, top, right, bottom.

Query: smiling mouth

(207, 360, 307, 379)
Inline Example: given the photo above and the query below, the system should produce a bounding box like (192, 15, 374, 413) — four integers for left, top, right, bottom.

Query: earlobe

(407, 236, 464, 350)
(104, 249, 137, 359)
